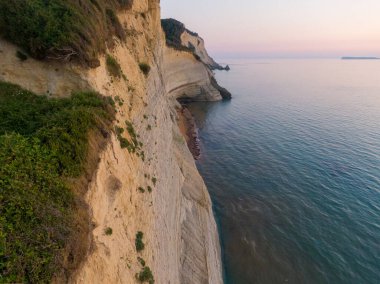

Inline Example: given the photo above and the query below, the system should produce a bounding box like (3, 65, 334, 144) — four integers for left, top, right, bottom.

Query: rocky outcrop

(0, 1, 225, 283)
(161, 18, 230, 71)
(161, 18, 231, 101)
(162, 46, 222, 101)
(181, 29, 229, 71)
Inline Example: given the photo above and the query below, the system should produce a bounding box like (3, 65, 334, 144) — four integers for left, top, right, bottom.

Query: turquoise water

(189, 59, 380, 284)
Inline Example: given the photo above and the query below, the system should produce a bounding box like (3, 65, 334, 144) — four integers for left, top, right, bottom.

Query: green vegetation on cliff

(0, 82, 114, 283)
(0, 0, 133, 66)
(161, 18, 198, 50)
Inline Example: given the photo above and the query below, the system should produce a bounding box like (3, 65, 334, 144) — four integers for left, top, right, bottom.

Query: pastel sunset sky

(161, 0, 380, 58)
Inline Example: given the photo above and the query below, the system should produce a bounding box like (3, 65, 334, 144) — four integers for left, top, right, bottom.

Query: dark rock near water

(211, 76, 232, 100)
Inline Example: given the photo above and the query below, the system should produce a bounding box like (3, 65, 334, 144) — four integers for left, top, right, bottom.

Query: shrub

(0, 0, 132, 66)
(119, 137, 131, 149)
(105, 227, 113, 235)
(147, 186, 152, 193)
(135, 231, 145, 252)
(161, 18, 198, 55)
(140, 151, 145, 161)
(139, 63, 151, 76)
(137, 257, 146, 267)
(152, 177, 157, 186)
(161, 18, 186, 49)
(0, 81, 114, 283)
(106, 54, 122, 78)
(138, 187, 145, 193)
(105, 8, 125, 40)
(115, 126, 124, 135)
(16, 50, 28, 61)
(136, 266, 154, 284)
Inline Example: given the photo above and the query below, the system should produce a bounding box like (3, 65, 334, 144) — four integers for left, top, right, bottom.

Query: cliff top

(0, 0, 133, 66)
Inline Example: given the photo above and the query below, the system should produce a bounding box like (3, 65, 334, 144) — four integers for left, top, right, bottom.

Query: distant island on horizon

(341, 56, 379, 60)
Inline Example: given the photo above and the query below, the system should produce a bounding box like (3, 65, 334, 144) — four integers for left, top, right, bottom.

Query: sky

(161, 0, 380, 58)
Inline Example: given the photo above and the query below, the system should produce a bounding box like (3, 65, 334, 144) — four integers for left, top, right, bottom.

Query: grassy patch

(0, 81, 114, 283)
(106, 54, 122, 78)
(115, 121, 146, 161)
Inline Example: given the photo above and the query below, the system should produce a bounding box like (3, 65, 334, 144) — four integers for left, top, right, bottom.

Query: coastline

(177, 105, 201, 160)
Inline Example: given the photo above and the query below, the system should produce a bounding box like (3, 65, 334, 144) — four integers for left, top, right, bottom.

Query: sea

(188, 59, 380, 284)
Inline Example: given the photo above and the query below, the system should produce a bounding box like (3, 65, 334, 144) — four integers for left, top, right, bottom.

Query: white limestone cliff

(181, 30, 226, 70)
(0, 1, 225, 283)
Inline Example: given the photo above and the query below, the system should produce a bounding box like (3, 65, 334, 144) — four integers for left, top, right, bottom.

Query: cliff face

(0, 1, 225, 283)
(180, 30, 225, 70)
(161, 18, 229, 71)
(162, 47, 222, 101)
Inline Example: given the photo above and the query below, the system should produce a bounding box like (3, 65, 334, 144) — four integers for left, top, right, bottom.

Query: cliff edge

(0, 1, 228, 283)
(161, 18, 230, 71)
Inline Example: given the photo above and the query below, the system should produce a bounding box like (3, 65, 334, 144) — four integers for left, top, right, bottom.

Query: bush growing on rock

(135, 231, 145, 252)
(139, 63, 151, 76)
(106, 54, 122, 78)
(136, 266, 154, 284)
(105, 227, 113, 235)
(137, 257, 146, 267)
(0, 81, 114, 283)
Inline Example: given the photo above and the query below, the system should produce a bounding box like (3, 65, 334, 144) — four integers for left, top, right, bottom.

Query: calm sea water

(189, 59, 380, 284)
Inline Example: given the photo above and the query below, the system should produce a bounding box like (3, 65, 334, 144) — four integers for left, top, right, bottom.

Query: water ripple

(192, 59, 380, 284)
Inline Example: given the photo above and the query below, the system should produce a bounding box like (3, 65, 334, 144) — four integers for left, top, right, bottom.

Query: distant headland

(341, 57, 379, 60)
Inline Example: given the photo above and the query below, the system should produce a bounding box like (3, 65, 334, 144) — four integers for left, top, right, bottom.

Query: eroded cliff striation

(0, 0, 228, 283)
